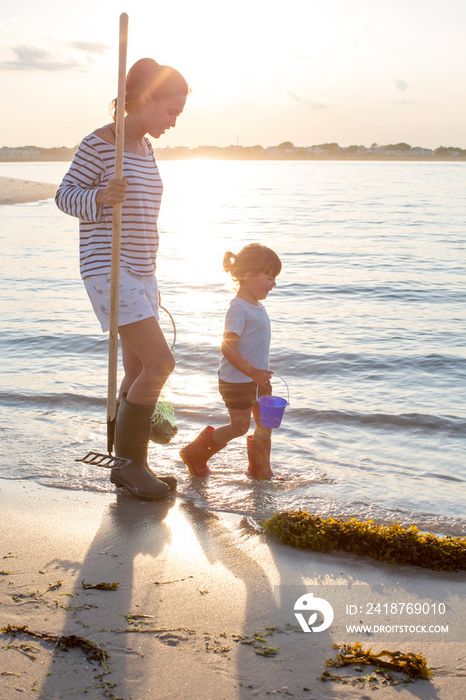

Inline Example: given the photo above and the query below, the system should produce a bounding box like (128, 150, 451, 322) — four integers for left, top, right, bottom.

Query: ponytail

(223, 243, 281, 286)
(109, 57, 189, 121)
(222, 251, 236, 273)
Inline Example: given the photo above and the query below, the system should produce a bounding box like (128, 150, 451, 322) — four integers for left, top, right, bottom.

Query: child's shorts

(218, 378, 272, 410)
(83, 269, 159, 332)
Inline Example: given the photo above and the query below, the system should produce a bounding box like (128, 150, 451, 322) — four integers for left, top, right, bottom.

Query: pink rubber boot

(246, 436, 275, 479)
(179, 426, 226, 476)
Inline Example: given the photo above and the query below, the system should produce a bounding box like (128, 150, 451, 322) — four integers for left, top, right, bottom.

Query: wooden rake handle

(107, 12, 129, 454)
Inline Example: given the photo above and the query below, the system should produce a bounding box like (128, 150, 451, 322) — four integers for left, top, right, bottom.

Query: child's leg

(251, 402, 272, 442)
(179, 382, 252, 476)
(179, 426, 225, 476)
(246, 403, 275, 478)
(211, 407, 251, 445)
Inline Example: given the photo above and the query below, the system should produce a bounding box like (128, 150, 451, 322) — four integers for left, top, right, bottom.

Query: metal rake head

(75, 452, 131, 470)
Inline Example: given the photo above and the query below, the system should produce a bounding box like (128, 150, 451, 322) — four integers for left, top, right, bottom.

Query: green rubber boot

(116, 395, 176, 491)
(111, 395, 170, 499)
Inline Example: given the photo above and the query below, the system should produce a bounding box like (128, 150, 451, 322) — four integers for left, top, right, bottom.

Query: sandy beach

(0, 176, 57, 205)
(1, 478, 465, 699)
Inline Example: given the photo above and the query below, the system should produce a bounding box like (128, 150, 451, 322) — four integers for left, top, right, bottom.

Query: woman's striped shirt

(55, 133, 163, 279)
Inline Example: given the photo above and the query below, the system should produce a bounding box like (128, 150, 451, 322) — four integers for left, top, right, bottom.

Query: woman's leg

(111, 316, 176, 497)
(119, 343, 142, 401)
(118, 316, 175, 407)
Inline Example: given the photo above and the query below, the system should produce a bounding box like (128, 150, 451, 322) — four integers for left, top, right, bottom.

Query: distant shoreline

(2, 154, 466, 163)
(1, 143, 466, 163)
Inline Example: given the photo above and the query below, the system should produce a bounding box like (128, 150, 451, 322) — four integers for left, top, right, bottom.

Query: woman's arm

(95, 178, 128, 205)
(221, 331, 273, 386)
(55, 137, 127, 221)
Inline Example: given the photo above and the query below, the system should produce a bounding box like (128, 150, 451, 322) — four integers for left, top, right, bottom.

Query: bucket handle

(256, 374, 290, 405)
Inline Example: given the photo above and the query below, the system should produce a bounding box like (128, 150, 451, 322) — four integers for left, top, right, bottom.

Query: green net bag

(150, 399, 178, 444)
(150, 307, 178, 444)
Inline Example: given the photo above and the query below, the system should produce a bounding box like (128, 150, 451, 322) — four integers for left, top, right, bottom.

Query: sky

(1, 0, 466, 150)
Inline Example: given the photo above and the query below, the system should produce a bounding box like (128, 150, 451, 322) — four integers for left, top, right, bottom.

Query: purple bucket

(258, 395, 288, 428)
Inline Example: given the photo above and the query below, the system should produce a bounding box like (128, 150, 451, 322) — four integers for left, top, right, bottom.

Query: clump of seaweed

(232, 630, 279, 657)
(323, 642, 432, 681)
(263, 511, 466, 571)
(82, 580, 119, 591)
(2, 624, 109, 668)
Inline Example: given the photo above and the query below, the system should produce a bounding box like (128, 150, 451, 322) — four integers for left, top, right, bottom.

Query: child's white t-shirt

(218, 296, 271, 383)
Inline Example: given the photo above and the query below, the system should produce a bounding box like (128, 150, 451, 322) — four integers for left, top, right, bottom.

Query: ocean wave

(0, 391, 105, 411)
(268, 349, 466, 378)
(1, 389, 464, 437)
(1, 332, 106, 357)
(278, 281, 465, 303)
(292, 407, 466, 435)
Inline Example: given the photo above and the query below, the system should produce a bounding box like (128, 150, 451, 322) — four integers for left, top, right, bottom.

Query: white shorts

(83, 269, 159, 332)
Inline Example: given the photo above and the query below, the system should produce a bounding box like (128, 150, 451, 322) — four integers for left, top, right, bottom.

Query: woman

(56, 58, 189, 499)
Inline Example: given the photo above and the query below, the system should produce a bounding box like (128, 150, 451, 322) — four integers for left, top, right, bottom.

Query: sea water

(0, 159, 465, 535)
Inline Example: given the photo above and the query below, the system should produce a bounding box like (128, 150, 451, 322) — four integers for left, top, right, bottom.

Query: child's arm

(221, 331, 273, 386)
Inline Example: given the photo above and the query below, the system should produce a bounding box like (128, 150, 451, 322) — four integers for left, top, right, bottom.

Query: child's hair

(111, 58, 189, 120)
(223, 243, 282, 286)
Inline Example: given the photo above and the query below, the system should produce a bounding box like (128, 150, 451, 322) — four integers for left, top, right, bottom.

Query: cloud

(71, 41, 110, 55)
(394, 78, 408, 91)
(288, 90, 329, 109)
(0, 45, 79, 71)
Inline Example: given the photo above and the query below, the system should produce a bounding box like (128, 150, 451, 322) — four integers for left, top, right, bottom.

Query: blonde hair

(223, 243, 281, 287)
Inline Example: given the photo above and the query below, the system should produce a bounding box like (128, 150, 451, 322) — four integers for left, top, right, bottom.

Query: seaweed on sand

(82, 580, 119, 590)
(323, 641, 432, 682)
(2, 624, 109, 668)
(263, 511, 466, 571)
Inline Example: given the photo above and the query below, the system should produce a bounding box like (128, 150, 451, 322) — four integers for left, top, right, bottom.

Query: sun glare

(159, 159, 243, 277)
(163, 503, 210, 562)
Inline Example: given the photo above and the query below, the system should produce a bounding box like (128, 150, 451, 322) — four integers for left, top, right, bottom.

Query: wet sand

(0, 176, 57, 205)
(1, 478, 464, 699)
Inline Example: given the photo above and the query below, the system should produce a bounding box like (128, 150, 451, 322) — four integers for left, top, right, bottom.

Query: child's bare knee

(232, 419, 250, 437)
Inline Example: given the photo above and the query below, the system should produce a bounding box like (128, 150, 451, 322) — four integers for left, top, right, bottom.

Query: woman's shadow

(38, 490, 175, 698)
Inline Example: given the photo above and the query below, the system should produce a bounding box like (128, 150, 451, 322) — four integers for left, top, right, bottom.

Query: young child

(179, 243, 282, 479)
